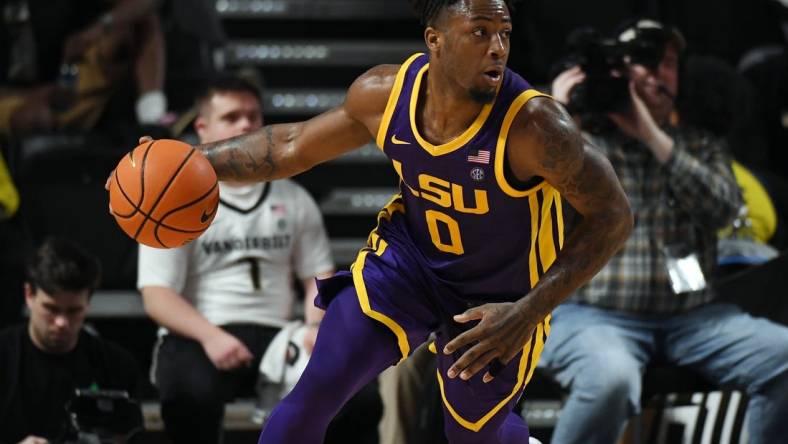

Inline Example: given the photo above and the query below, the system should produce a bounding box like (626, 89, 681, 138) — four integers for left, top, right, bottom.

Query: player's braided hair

(409, 0, 517, 27)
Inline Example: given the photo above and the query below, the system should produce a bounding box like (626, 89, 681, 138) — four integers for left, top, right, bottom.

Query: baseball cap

(616, 18, 687, 52)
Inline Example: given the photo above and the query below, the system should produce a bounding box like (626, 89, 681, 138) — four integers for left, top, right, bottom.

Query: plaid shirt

(569, 125, 742, 313)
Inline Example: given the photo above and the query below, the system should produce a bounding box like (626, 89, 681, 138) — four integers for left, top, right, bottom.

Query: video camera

(60, 389, 144, 444)
(554, 20, 685, 116)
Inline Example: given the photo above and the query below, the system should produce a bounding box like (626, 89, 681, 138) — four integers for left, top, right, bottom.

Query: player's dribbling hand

(443, 302, 538, 383)
(202, 329, 254, 371)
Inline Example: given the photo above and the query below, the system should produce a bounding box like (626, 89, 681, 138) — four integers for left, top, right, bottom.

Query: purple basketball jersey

(374, 53, 565, 301)
(309, 54, 565, 434)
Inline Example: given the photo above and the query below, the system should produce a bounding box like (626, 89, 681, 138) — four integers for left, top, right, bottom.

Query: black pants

(156, 324, 382, 444)
(156, 324, 275, 444)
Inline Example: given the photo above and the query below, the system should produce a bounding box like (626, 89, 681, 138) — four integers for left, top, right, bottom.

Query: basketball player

(136, 78, 340, 443)
(137, 1, 634, 442)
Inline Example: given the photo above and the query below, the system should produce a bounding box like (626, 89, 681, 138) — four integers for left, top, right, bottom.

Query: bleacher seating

(223, 40, 425, 68)
(215, 0, 414, 20)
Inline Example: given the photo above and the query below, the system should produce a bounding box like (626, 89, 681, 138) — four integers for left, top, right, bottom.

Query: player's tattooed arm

(515, 98, 633, 320)
(444, 98, 632, 382)
(196, 111, 370, 183)
(197, 125, 289, 182)
(196, 65, 396, 183)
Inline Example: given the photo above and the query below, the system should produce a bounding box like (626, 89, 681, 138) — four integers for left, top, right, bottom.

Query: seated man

(0, 236, 140, 444)
(137, 77, 380, 444)
(540, 19, 788, 444)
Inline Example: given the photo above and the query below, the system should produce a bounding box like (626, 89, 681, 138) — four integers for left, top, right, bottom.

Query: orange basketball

(108, 139, 220, 248)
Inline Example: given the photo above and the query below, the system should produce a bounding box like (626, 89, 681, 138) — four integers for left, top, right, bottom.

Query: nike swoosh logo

(200, 206, 216, 223)
(390, 134, 411, 145)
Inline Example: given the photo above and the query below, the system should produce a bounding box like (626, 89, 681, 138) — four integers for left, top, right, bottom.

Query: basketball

(108, 139, 220, 248)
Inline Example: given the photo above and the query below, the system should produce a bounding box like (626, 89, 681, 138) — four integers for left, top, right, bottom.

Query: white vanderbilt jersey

(137, 180, 334, 328)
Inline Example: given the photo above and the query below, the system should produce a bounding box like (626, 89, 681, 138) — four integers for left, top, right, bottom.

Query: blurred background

(1, 0, 786, 443)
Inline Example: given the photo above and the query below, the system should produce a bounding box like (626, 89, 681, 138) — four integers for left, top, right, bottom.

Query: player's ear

(425, 27, 441, 53)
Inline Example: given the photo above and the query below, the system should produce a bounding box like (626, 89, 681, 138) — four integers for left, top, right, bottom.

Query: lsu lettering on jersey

(373, 53, 564, 301)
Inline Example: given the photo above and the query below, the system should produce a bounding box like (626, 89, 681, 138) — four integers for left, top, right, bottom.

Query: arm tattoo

(198, 127, 279, 182)
(517, 104, 632, 322)
(260, 126, 277, 175)
(530, 110, 613, 206)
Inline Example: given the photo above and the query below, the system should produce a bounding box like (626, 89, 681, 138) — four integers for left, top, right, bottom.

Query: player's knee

(339, 381, 383, 427)
(264, 398, 335, 439)
(283, 378, 353, 419)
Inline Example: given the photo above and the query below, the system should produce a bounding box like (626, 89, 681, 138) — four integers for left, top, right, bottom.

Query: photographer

(537, 19, 788, 444)
(0, 237, 140, 444)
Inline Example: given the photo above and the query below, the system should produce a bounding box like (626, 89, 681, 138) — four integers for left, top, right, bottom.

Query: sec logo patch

(470, 167, 485, 181)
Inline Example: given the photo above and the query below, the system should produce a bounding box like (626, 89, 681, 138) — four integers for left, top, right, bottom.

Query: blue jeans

(538, 302, 788, 444)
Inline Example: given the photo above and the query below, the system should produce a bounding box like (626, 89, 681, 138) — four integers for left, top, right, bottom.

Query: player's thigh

(303, 284, 417, 387)
(343, 259, 439, 361)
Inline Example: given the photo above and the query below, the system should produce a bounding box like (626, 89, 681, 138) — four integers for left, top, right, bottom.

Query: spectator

(0, 236, 139, 443)
(539, 18, 788, 444)
(137, 77, 380, 444)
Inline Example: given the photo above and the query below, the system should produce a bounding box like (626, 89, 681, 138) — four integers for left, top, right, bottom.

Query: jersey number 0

(425, 210, 464, 255)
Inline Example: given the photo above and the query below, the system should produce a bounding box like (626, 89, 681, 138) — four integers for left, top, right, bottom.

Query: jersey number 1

(239, 258, 262, 290)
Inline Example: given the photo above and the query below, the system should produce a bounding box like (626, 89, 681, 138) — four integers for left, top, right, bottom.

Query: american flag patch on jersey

(467, 149, 491, 164)
(271, 204, 286, 215)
